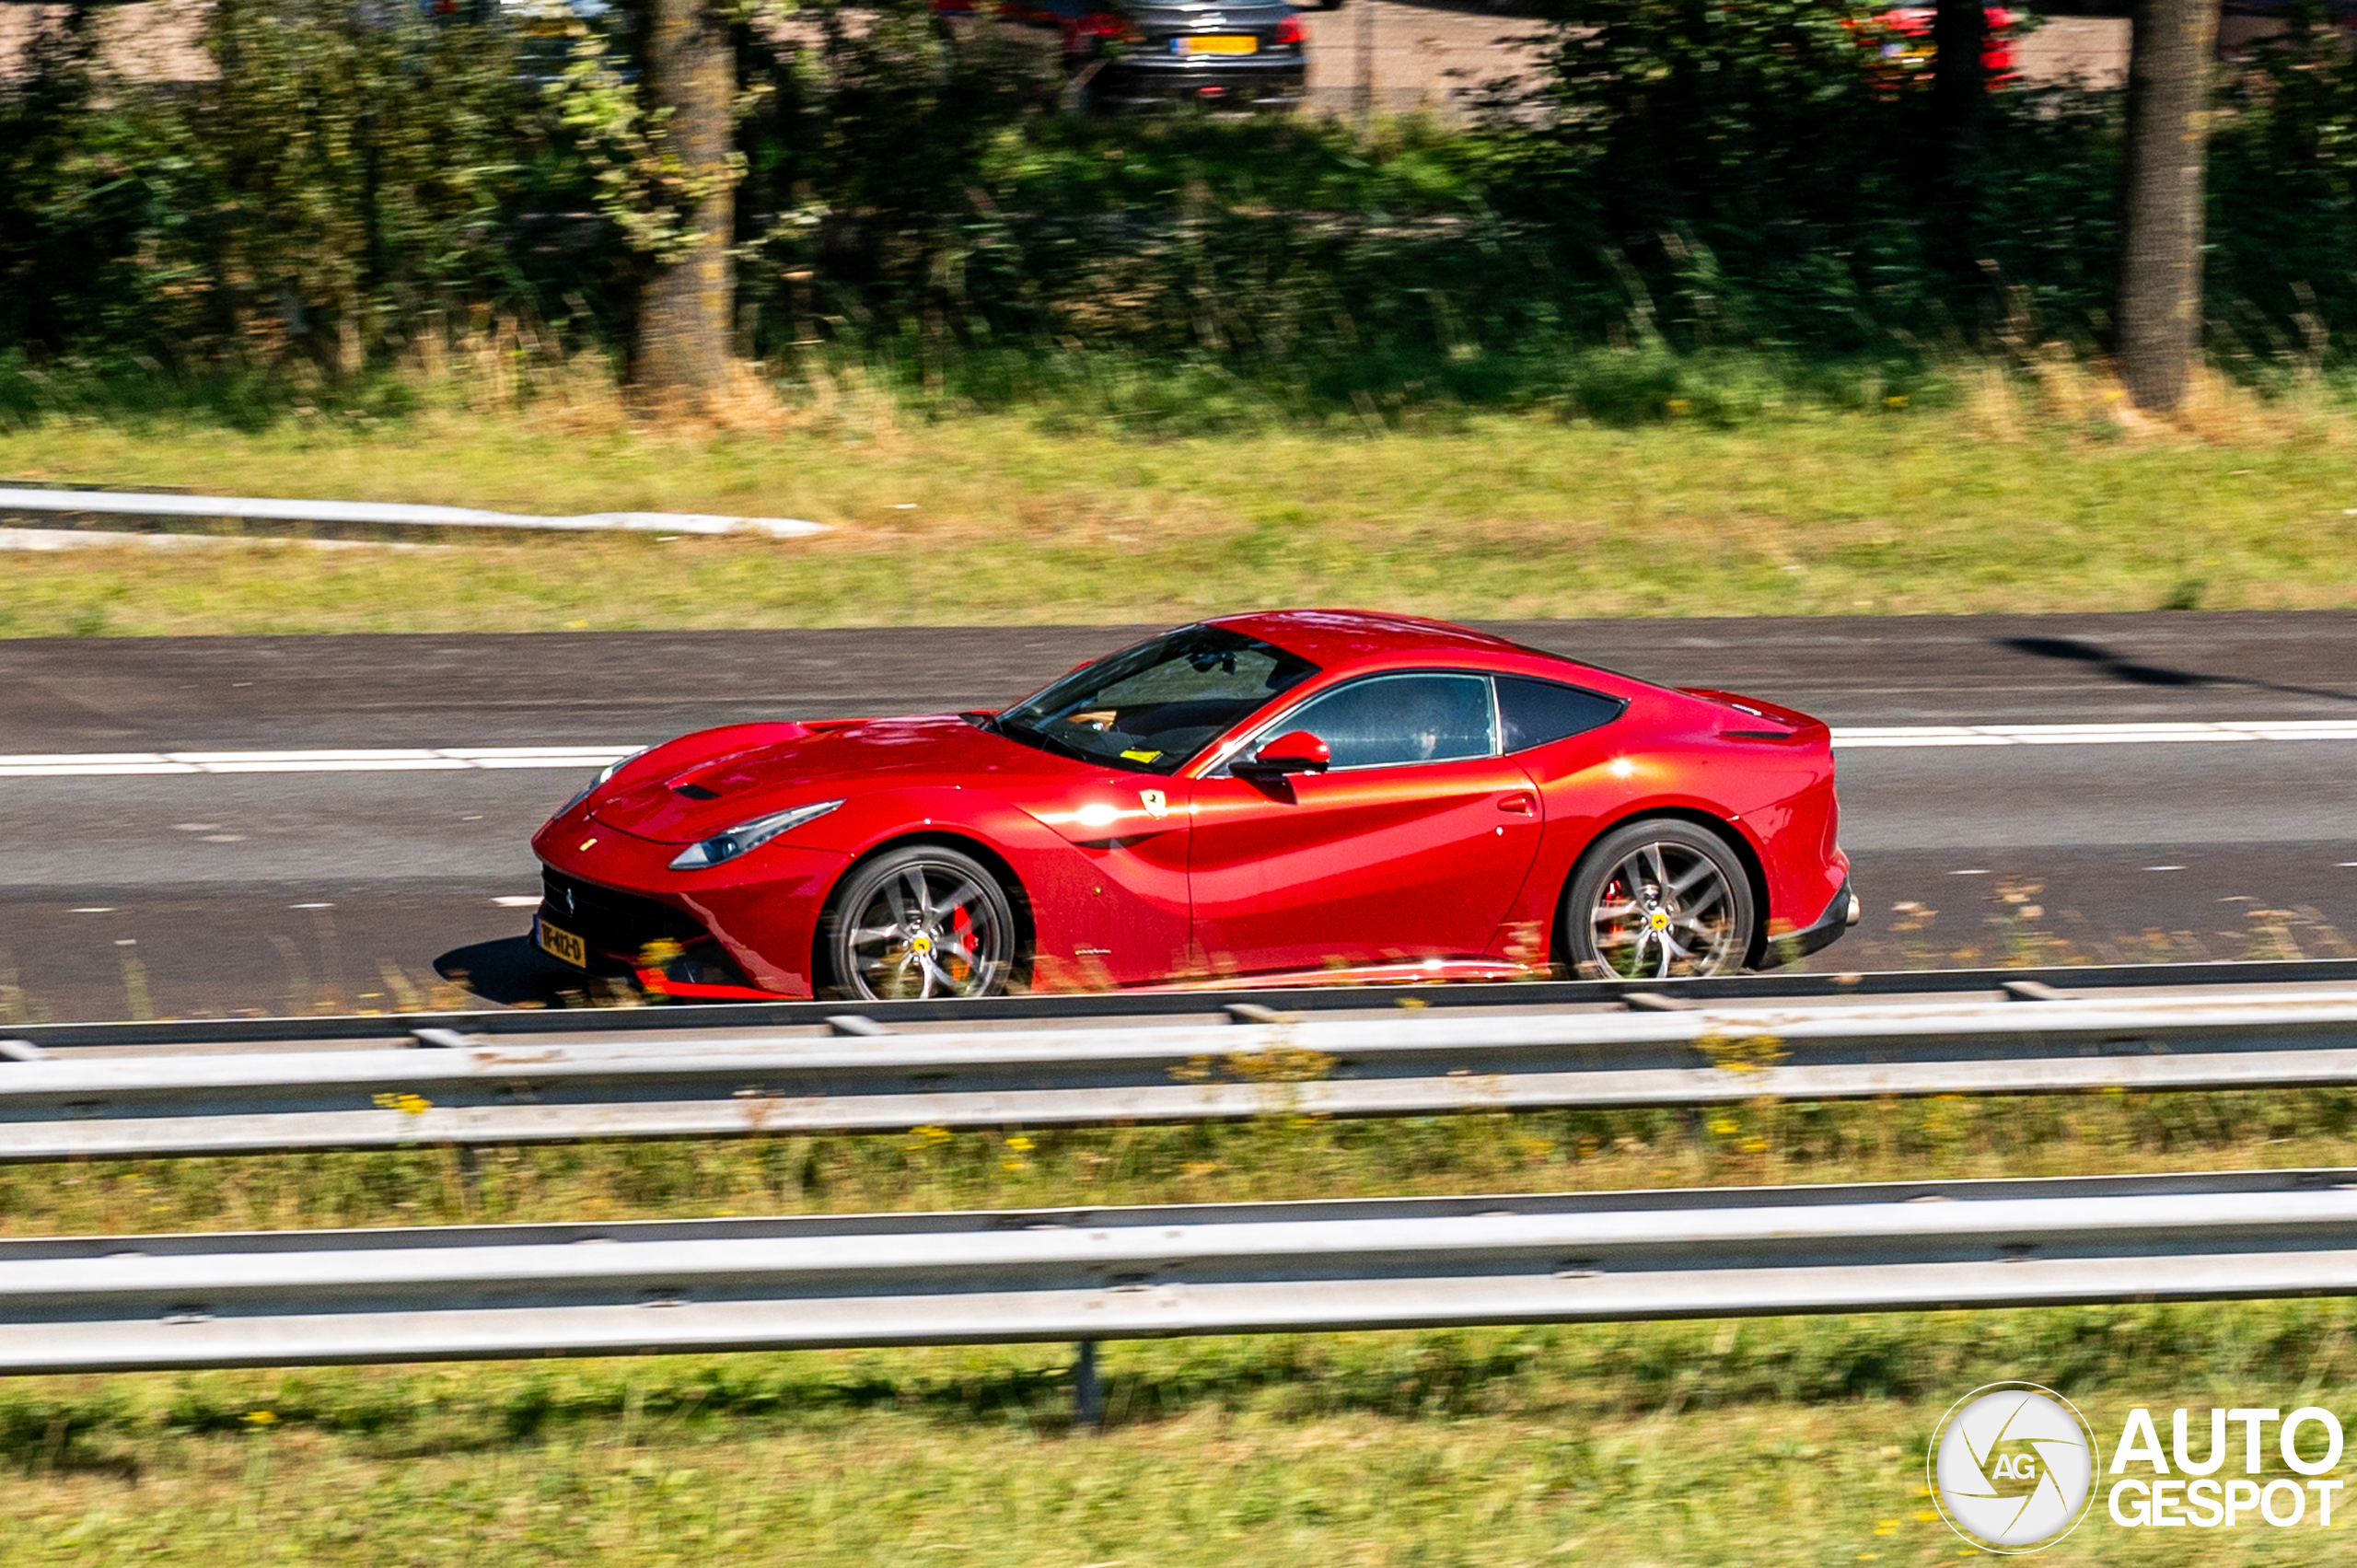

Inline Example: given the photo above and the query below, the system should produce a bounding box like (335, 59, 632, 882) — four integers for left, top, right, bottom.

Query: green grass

(6, 1311, 2357, 1565)
(2, 385, 2354, 636)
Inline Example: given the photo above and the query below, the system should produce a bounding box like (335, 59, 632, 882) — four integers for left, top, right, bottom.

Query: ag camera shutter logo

(1928, 1382, 2098, 1553)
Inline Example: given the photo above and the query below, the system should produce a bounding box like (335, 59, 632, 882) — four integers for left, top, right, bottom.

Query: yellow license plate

(538, 917, 587, 969)
(1178, 34, 1256, 53)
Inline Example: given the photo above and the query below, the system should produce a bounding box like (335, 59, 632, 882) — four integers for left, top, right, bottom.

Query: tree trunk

(2117, 0, 2216, 413)
(632, 0, 735, 401)
(1930, 0, 1987, 189)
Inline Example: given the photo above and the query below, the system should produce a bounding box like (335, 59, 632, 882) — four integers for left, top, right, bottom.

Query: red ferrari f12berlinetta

(531, 610, 1853, 1000)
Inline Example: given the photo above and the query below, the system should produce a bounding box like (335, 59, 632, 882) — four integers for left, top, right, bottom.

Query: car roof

(1201, 608, 1670, 703)
(1205, 609, 1531, 668)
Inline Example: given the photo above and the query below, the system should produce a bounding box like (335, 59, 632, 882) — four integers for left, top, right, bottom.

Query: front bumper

(530, 812, 851, 999)
(1095, 56, 1306, 108)
(533, 866, 774, 998)
(1757, 877, 1860, 969)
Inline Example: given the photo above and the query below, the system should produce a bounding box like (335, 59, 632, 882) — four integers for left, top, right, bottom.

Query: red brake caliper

(949, 903, 975, 981)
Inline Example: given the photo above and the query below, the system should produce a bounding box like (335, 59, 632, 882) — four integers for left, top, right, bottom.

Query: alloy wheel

(1585, 838, 1744, 980)
(836, 854, 1015, 1001)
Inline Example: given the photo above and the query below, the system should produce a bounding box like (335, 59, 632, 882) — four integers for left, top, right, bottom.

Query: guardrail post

(1073, 1340, 1103, 1430)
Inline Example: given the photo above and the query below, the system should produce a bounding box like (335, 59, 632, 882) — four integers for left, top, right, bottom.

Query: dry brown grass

(1958, 346, 2356, 451)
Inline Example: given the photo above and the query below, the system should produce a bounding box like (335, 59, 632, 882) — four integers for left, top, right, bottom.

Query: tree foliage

(2, 0, 2355, 414)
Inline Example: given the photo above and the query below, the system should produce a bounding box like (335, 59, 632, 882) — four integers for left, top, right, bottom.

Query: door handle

(1498, 793, 1536, 815)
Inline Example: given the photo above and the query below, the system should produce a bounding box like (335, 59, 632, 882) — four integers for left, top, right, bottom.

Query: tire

(1557, 819, 1756, 981)
(820, 846, 1020, 1001)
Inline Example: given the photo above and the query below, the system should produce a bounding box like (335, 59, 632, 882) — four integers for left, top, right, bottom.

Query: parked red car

(530, 610, 1853, 1000)
(1865, 7, 2019, 86)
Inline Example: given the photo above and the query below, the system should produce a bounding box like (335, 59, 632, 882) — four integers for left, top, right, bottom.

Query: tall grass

(2, 1324, 2349, 1564)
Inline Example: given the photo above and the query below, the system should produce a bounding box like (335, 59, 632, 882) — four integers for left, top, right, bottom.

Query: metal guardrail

(6, 1167, 2357, 1375)
(0, 485, 825, 539)
(13, 957, 2357, 1051)
(8, 980, 2357, 1160)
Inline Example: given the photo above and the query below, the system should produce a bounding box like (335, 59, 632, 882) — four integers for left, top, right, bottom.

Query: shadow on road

(435, 936, 580, 1009)
(1998, 635, 2357, 705)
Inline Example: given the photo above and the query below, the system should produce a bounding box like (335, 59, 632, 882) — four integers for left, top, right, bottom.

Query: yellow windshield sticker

(1120, 749, 1164, 762)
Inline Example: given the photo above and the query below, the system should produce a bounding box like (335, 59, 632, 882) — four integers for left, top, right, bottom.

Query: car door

(1187, 671, 1545, 974)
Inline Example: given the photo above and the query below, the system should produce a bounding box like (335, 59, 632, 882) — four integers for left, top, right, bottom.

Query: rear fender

(1492, 732, 1815, 968)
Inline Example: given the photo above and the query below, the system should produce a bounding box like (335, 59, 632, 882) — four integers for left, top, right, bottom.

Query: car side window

(1496, 677, 1624, 752)
(1276, 673, 1496, 770)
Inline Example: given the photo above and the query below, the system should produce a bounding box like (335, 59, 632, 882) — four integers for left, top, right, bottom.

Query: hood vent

(672, 783, 721, 800)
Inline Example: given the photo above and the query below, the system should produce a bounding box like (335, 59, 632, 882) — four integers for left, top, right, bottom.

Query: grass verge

(2, 377, 2355, 636)
(6, 1314, 2355, 1564)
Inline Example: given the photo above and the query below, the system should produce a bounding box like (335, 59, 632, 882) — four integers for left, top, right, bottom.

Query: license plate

(538, 917, 587, 969)
(1175, 33, 1256, 53)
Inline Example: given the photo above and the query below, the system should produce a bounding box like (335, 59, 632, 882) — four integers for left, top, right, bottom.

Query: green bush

(0, 0, 606, 411)
(3, 0, 2355, 424)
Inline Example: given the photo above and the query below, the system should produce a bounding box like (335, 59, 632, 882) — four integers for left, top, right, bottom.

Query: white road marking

(1832, 721, 2357, 747)
(0, 746, 636, 778)
(492, 896, 544, 908)
(5, 721, 2357, 779)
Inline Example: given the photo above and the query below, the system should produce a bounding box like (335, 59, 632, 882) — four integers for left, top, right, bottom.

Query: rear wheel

(1559, 819, 1755, 980)
(821, 846, 1019, 1001)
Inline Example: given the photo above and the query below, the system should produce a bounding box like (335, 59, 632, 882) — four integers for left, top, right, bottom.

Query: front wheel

(1558, 819, 1755, 980)
(821, 846, 1019, 1001)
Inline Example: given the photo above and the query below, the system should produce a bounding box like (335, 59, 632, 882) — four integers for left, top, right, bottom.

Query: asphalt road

(5, 610, 2355, 1024)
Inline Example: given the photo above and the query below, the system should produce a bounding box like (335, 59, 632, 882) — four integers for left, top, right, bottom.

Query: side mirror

(1238, 730, 1330, 776)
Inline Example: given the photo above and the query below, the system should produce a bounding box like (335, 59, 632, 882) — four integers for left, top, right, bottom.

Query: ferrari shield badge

(1139, 789, 1168, 819)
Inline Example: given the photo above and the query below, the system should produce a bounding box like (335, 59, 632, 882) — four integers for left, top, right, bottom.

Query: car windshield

(996, 626, 1318, 774)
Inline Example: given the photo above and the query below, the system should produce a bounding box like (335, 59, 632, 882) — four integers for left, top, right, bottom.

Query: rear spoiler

(1678, 688, 1831, 743)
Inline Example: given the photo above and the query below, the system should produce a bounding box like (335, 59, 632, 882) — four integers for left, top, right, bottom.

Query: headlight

(668, 800, 844, 870)
(563, 748, 648, 815)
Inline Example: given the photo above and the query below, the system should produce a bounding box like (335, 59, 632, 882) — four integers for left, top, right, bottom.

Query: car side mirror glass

(1239, 730, 1330, 775)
